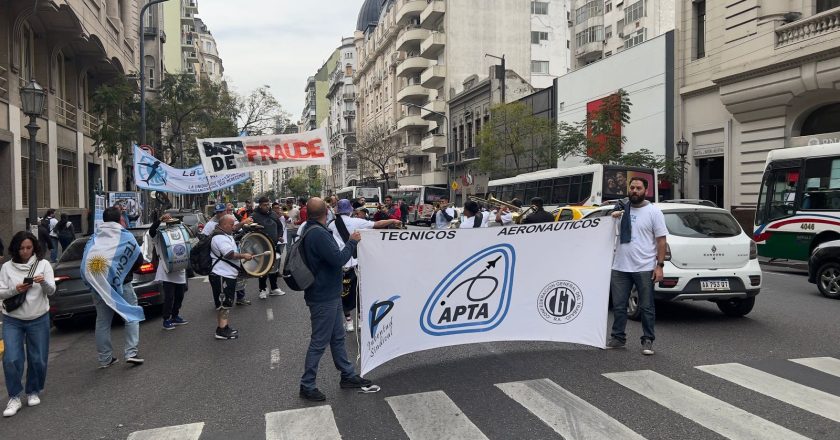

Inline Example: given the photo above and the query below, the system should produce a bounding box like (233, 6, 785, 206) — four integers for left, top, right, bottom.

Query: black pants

(161, 281, 185, 320)
(259, 272, 279, 291)
(209, 274, 236, 310)
(342, 271, 357, 314)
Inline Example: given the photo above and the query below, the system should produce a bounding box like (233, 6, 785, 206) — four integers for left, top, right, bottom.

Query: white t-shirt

(612, 203, 668, 272)
(329, 215, 375, 268)
(434, 207, 456, 229)
(211, 234, 240, 279)
(459, 213, 487, 229)
(491, 210, 514, 226)
(202, 218, 220, 236)
(155, 260, 186, 284)
(48, 217, 59, 237)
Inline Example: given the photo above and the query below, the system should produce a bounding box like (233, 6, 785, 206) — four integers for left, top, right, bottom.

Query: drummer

(148, 213, 189, 330)
(203, 203, 252, 236)
(251, 196, 286, 299)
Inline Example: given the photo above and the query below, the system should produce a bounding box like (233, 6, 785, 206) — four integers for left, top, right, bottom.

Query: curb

(759, 259, 808, 272)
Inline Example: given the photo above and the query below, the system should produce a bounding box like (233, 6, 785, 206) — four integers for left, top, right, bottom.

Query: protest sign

(133, 146, 249, 194)
(196, 129, 330, 176)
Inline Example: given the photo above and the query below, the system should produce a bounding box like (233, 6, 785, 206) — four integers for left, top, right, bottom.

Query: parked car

(584, 201, 762, 318)
(808, 240, 840, 299)
(165, 208, 208, 236)
(50, 227, 163, 330)
(553, 206, 598, 222)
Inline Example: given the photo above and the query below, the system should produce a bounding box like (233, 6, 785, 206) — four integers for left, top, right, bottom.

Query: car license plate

(701, 280, 730, 291)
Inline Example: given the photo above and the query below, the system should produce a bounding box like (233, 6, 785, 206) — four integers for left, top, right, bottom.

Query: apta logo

(367, 296, 400, 358)
(420, 244, 515, 336)
(537, 280, 583, 325)
(137, 158, 168, 187)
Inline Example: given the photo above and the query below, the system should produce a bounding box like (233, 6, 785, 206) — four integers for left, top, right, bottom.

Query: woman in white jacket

(0, 231, 55, 417)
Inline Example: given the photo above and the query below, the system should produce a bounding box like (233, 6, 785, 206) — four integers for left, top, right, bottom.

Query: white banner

(196, 129, 330, 176)
(358, 218, 616, 375)
(133, 146, 250, 194)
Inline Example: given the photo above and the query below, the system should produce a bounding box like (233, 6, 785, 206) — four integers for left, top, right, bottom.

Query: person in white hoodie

(0, 231, 55, 417)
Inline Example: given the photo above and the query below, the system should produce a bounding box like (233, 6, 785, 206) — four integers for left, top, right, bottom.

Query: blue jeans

(2, 313, 50, 398)
(92, 283, 140, 364)
(610, 270, 656, 343)
(300, 299, 356, 391)
(50, 237, 59, 262)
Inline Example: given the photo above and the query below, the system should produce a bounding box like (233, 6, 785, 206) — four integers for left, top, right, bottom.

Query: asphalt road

(1, 264, 839, 439)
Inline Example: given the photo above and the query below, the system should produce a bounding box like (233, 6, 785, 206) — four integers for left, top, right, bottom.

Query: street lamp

(139, 0, 170, 145)
(676, 136, 690, 199)
(20, 79, 47, 234)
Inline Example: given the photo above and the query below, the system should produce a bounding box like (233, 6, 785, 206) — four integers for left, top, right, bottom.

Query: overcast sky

(197, 0, 361, 122)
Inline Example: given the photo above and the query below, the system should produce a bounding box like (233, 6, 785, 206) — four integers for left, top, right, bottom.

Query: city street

(1, 263, 838, 439)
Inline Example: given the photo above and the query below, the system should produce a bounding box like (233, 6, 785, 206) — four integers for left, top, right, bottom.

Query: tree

(285, 167, 323, 196)
(476, 102, 559, 177)
(355, 124, 404, 191)
(557, 89, 631, 165)
(237, 86, 291, 136)
(90, 76, 141, 160)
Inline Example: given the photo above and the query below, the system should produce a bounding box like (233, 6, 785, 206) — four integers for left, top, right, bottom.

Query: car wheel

(716, 297, 755, 317)
(816, 262, 840, 299)
(627, 286, 642, 321)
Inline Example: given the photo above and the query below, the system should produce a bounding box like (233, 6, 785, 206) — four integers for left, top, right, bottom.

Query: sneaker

(3, 397, 21, 417)
(340, 375, 372, 389)
(215, 326, 238, 340)
(162, 319, 175, 330)
(172, 315, 189, 326)
(269, 288, 286, 296)
(299, 386, 326, 402)
(126, 355, 145, 365)
(605, 338, 626, 349)
(98, 357, 119, 369)
(225, 325, 239, 335)
(642, 339, 655, 356)
(259, 290, 268, 299)
(344, 316, 355, 333)
(236, 299, 252, 305)
(27, 393, 40, 407)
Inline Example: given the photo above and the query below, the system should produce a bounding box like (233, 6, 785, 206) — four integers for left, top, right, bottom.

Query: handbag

(3, 260, 40, 313)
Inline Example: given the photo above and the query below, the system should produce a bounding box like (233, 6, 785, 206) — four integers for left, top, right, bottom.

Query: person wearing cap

(521, 197, 555, 224)
(203, 203, 252, 236)
(328, 199, 401, 332)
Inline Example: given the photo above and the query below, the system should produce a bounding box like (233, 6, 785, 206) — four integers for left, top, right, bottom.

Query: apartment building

(326, 37, 359, 191)
(677, 0, 840, 218)
(163, 0, 199, 75)
(568, 0, 675, 69)
(353, 0, 572, 189)
(0, 0, 141, 240)
(142, 1, 166, 97)
(194, 18, 223, 85)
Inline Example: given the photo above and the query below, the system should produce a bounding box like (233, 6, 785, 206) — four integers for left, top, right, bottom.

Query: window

(605, 51, 612, 57)
(21, 142, 49, 209)
(576, 26, 604, 47)
(817, 0, 840, 13)
(576, 1, 604, 24)
(531, 1, 548, 14)
(757, 166, 800, 223)
(617, 19, 625, 35)
(801, 158, 840, 210)
(605, 1, 612, 13)
(695, 0, 706, 59)
(558, 209, 574, 221)
(20, 22, 34, 82)
(605, 25, 613, 39)
(624, 0, 646, 23)
(58, 148, 78, 208)
(531, 60, 550, 74)
(345, 52, 353, 59)
(623, 28, 646, 49)
(531, 31, 549, 44)
(665, 212, 742, 238)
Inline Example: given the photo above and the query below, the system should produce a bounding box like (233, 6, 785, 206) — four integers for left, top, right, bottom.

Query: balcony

(461, 147, 479, 162)
(0, 65, 8, 100)
(397, 84, 430, 103)
(55, 97, 77, 129)
(397, 26, 430, 52)
(185, 51, 199, 61)
(422, 99, 446, 119)
(144, 26, 158, 39)
(372, 74, 382, 89)
(400, 174, 423, 186)
(420, 64, 445, 88)
(343, 110, 356, 118)
(440, 151, 458, 165)
(181, 11, 194, 23)
(575, 41, 604, 63)
(420, 32, 446, 59)
(81, 111, 99, 136)
(396, 55, 429, 78)
(342, 92, 356, 101)
(185, 0, 198, 12)
(421, 0, 445, 29)
(422, 170, 447, 186)
(421, 134, 446, 153)
(390, 51, 406, 67)
(396, 0, 426, 25)
(776, 8, 840, 48)
(397, 114, 429, 132)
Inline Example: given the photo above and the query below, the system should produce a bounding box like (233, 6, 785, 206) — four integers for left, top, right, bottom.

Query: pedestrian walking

(607, 177, 667, 355)
(251, 196, 286, 299)
(0, 231, 54, 417)
(210, 215, 254, 340)
(149, 213, 189, 330)
(41, 209, 59, 262)
(82, 207, 146, 368)
(55, 213, 76, 253)
(521, 197, 555, 224)
(299, 198, 372, 401)
(285, 198, 300, 250)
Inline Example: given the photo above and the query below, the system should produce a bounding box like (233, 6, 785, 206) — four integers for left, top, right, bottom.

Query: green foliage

(476, 102, 558, 176)
(234, 180, 254, 202)
(90, 76, 141, 160)
(285, 167, 324, 197)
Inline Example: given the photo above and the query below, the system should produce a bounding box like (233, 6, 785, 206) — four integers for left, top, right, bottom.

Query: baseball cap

(337, 199, 353, 216)
(214, 203, 226, 212)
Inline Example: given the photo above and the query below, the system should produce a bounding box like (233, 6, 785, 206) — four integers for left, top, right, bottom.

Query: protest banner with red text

(196, 128, 330, 176)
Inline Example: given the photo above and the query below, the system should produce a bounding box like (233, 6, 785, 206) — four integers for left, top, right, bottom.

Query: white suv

(584, 201, 762, 318)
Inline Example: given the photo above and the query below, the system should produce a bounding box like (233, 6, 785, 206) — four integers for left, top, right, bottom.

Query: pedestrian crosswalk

(126, 357, 840, 439)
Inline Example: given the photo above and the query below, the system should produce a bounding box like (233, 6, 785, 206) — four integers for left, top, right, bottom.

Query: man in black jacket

(251, 196, 285, 299)
(521, 197, 555, 224)
(299, 197, 371, 401)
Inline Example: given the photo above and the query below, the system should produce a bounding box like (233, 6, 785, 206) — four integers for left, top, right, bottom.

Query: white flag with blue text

(80, 222, 146, 323)
(133, 146, 250, 194)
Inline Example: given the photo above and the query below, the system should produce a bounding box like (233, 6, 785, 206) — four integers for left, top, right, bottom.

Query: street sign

(451, 181, 459, 191)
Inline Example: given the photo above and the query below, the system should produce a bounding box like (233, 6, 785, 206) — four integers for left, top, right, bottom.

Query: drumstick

(253, 250, 273, 257)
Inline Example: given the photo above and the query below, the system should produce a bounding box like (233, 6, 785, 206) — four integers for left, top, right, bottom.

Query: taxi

(552, 205, 598, 222)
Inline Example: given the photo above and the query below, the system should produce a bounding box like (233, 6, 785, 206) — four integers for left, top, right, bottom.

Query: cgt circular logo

(537, 280, 583, 324)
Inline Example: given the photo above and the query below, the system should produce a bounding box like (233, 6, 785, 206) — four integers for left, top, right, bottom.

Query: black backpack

(282, 226, 317, 291)
(40, 217, 51, 231)
(190, 231, 238, 276)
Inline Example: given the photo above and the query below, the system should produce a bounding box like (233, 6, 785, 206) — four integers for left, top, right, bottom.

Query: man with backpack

(41, 209, 59, 262)
(297, 198, 371, 401)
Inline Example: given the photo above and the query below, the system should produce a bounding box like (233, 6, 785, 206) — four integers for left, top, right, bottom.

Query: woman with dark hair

(0, 231, 55, 417)
(55, 213, 75, 254)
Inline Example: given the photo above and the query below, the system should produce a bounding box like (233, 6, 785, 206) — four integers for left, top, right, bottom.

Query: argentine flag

(80, 222, 146, 323)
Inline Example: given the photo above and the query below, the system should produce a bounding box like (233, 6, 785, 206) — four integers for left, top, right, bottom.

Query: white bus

(335, 186, 382, 210)
(390, 185, 450, 225)
(754, 142, 840, 261)
(486, 164, 658, 211)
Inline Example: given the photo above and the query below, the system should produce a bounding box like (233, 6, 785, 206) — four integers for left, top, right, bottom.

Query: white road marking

(270, 348, 280, 370)
(790, 357, 840, 378)
(265, 406, 341, 440)
(266, 308, 274, 321)
(697, 363, 840, 423)
(496, 379, 644, 440)
(127, 422, 204, 440)
(605, 370, 808, 440)
(386, 390, 488, 440)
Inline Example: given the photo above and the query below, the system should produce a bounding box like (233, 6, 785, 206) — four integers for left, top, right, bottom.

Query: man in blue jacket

(299, 197, 371, 401)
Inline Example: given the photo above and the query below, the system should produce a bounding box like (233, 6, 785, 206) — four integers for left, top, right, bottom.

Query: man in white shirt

(432, 196, 457, 230)
(209, 215, 254, 340)
(44, 209, 59, 262)
(201, 204, 226, 236)
(607, 177, 668, 356)
(458, 201, 487, 229)
(328, 199, 401, 331)
(148, 213, 189, 330)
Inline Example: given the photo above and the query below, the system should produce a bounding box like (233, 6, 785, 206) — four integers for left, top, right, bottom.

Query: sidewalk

(759, 257, 808, 272)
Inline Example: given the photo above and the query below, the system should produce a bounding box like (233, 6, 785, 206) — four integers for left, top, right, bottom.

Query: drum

(239, 231, 275, 277)
(156, 223, 192, 273)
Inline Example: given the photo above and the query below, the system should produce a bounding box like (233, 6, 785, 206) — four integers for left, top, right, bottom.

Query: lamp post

(139, 0, 170, 145)
(20, 79, 47, 234)
(676, 136, 689, 199)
